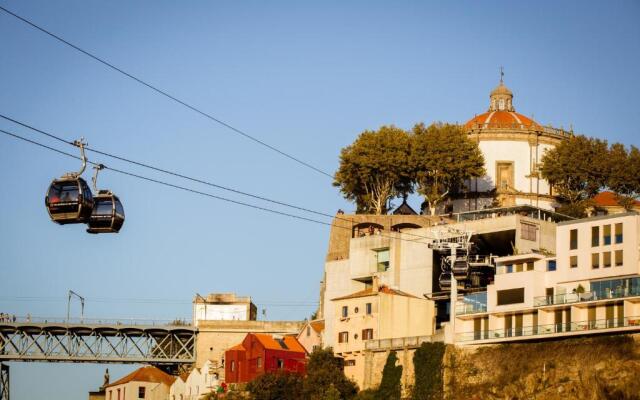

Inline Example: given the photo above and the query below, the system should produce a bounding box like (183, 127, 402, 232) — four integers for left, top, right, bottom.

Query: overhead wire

(0, 5, 333, 178)
(0, 114, 440, 243)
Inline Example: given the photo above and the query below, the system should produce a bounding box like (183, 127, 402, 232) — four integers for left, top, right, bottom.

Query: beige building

(169, 360, 220, 400)
(331, 281, 435, 389)
(104, 365, 175, 400)
(296, 319, 324, 354)
(455, 212, 640, 344)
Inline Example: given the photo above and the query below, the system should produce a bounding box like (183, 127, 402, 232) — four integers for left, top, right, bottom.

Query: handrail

(0, 315, 193, 327)
(457, 315, 640, 342)
(534, 286, 640, 307)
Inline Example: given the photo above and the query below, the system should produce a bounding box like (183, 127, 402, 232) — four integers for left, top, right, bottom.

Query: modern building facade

(224, 333, 306, 384)
(455, 212, 640, 344)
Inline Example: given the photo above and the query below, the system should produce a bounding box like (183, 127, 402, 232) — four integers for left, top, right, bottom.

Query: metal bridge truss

(0, 363, 8, 400)
(0, 323, 196, 364)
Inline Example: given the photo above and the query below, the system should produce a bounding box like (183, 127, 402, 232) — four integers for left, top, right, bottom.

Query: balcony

(365, 335, 438, 351)
(456, 292, 488, 316)
(534, 278, 640, 307)
(457, 315, 640, 342)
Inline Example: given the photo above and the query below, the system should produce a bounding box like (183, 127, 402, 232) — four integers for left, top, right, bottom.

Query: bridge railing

(0, 315, 193, 327)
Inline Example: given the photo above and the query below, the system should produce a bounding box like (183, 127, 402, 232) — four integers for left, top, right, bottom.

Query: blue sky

(1, 1, 639, 398)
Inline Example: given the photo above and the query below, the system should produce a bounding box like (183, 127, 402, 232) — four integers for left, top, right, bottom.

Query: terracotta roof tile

(331, 286, 418, 301)
(106, 365, 175, 388)
(252, 333, 306, 353)
(464, 111, 539, 130)
(593, 191, 640, 207)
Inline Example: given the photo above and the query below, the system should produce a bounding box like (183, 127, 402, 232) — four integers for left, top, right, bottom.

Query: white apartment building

(455, 212, 640, 344)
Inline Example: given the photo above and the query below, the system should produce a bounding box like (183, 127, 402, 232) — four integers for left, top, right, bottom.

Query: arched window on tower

(499, 99, 505, 110)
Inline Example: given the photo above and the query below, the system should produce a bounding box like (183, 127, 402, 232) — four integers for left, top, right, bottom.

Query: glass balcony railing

(534, 278, 640, 307)
(457, 315, 640, 342)
(456, 292, 488, 315)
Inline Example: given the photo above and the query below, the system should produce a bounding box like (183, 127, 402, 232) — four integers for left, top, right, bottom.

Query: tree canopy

(303, 347, 358, 400)
(333, 126, 412, 214)
(410, 123, 485, 215)
(606, 143, 640, 208)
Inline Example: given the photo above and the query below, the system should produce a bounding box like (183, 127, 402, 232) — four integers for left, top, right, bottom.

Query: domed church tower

(453, 74, 573, 213)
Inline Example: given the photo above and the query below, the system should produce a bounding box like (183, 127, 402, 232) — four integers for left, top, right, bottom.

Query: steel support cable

(0, 5, 332, 178)
(0, 128, 438, 245)
(0, 114, 438, 242)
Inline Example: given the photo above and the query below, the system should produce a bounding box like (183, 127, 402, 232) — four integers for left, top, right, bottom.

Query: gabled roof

(228, 343, 246, 352)
(331, 286, 418, 301)
(593, 191, 640, 207)
(392, 200, 417, 215)
(252, 333, 306, 353)
(106, 365, 175, 388)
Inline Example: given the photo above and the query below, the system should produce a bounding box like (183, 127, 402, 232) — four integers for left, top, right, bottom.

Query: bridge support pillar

(0, 363, 8, 400)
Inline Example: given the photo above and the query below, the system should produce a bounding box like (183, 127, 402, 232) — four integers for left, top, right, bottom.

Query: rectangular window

(231, 360, 235, 372)
(362, 328, 374, 340)
(375, 248, 390, 272)
(365, 303, 372, 315)
(515, 263, 523, 273)
(570, 229, 578, 250)
(615, 250, 623, 266)
(592, 253, 600, 269)
(603, 251, 611, 268)
(526, 262, 534, 271)
(547, 260, 557, 271)
(497, 288, 525, 305)
(506, 264, 513, 273)
(257, 357, 262, 369)
(341, 306, 348, 318)
(570, 255, 578, 268)
(344, 359, 356, 367)
(603, 225, 611, 245)
(615, 223, 623, 243)
(521, 223, 537, 241)
(277, 359, 284, 369)
(338, 331, 349, 343)
(138, 387, 145, 399)
(591, 226, 599, 247)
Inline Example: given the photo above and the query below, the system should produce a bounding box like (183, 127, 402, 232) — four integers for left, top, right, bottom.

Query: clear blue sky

(1, 1, 638, 398)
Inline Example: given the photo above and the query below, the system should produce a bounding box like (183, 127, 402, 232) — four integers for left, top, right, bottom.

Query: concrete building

(192, 293, 257, 326)
(104, 365, 175, 400)
(225, 333, 307, 384)
(455, 212, 640, 344)
(455, 78, 573, 213)
(331, 280, 435, 388)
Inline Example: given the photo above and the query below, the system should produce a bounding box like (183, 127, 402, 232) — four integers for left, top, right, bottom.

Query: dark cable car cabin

(45, 177, 94, 224)
(452, 259, 470, 279)
(439, 272, 452, 290)
(86, 190, 125, 234)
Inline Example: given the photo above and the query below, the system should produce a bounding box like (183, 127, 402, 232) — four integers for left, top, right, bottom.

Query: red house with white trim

(224, 333, 307, 383)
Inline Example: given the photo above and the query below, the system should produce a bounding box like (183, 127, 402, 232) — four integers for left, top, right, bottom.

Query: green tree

(334, 126, 412, 214)
(412, 342, 446, 400)
(246, 372, 303, 400)
(410, 123, 485, 215)
(607, 143, 640, 209)
(376, 351, 402, 400)
(303, 347, 358, 400)
(540, 135, 609, 217)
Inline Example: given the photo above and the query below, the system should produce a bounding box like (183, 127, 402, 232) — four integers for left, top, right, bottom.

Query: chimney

(372, 275, 380, 293)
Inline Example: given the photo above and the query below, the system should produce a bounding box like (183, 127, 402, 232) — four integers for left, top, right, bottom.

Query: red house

(224, 333, 307, 383)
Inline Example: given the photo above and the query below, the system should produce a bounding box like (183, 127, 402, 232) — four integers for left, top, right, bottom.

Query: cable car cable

(0, 5, 333, 179)
(0, 127, 439, 244)
(0, 114, 439, 242)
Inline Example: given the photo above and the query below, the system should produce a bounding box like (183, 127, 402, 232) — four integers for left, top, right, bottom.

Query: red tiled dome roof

(464, 110, 539, 130)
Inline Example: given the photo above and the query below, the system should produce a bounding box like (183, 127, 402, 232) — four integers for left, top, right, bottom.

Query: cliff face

(443, 334, 640, 400)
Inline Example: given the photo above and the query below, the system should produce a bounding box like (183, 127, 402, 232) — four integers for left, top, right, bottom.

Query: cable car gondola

(86, 165, 125, 234)
(452, 258, 469, 279)
(45, 139, 94, 224)
(439, 272, 452, 290)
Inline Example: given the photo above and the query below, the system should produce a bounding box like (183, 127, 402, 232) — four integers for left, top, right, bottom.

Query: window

(570, 255, 578, 268)
(603, 225, 611, 245)
(354, 307, 359, 314)
(362, 329, 374, 340)
(138, 387, 146, 399)
(231, 360, 235, 372)
(615, 250, 623, 266)
(344, 359, 356, 367)
(341, 306, 348, 318)
(570, 229, 578, 250)
(515, 263, 523, 273)
(603, 252, 611, 268)
(615, 223, 623, 243)
(338, 331, 349, 343)
(375, 248, 390, 272)
(521, 223, 537, 241)
(257, 357, 262, 369)
(526, 262, 534, 271)
(506, 264, 513, 273)
(547, 260, 557, 271)
(591, 226, 599, 247)
(306, 326, 311, 337)
(277, 359, 284, 369)
(497, 288, 525, 305)
(366, 302, 372, 315)
(592, 253, 600, 269)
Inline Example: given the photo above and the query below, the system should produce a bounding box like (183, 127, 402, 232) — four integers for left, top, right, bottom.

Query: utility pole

(66, 290, 85, 323)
